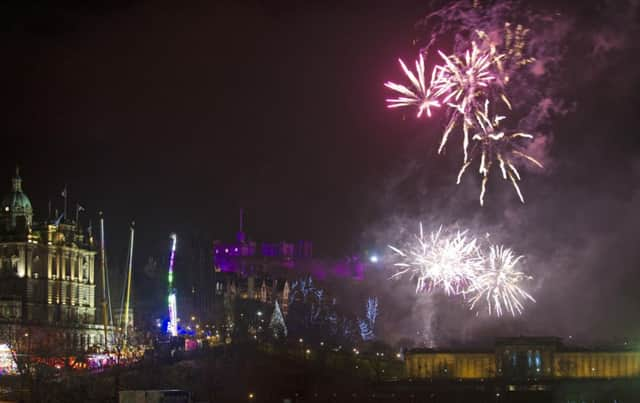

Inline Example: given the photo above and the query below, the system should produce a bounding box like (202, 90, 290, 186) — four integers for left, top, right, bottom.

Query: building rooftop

(406, 336, 638, 354)
(1, 169, 32, 215)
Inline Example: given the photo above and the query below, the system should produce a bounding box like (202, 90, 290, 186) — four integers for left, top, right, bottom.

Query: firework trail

(384, 0, 553, 205)
(388, 223, 483, 296)
(467, 244, 536, 317)
(456, 100, 543, 205)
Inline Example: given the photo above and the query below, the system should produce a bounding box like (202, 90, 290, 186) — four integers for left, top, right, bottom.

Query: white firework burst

(388, 223, 483, 296)
(467, 245, 536, 317)
(385, 54, 441, 118)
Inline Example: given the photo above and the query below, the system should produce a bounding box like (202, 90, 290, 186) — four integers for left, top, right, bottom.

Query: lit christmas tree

(358, 297, 378, 341)
(269, 300, 288, 339)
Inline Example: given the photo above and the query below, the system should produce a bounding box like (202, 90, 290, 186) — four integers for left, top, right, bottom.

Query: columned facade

(0, 171, 104, 352)
(406, 337, 640, 380)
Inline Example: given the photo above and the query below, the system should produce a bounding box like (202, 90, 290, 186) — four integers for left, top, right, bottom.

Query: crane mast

(122, 222, 135, 349)
(99, 212, 110, 349)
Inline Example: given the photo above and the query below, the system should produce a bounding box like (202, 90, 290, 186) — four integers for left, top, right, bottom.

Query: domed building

(0, 169, 105, 362)
(0, 168, 33, 234)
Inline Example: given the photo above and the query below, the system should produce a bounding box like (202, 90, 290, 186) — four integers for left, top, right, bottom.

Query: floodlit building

(405, 337, 640, 380)
(210, 226, 305, 321)
(0, 170, 104, 353)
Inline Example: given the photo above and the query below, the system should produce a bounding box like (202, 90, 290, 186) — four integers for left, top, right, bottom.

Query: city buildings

(0, 170, 105, 353)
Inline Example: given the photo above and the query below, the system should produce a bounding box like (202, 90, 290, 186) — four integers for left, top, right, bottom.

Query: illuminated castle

(0, 170, 104, 353)
(405, 337, 640, 380)
(209, 212, 312, 320)
(179, 210, 375, 341)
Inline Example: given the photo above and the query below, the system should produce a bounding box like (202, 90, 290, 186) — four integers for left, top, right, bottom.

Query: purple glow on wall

(212, 238, 369, 281)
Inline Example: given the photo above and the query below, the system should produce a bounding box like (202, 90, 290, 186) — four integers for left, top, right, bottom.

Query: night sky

(2, 0, 640, 342)
(1, 0, 433, 258)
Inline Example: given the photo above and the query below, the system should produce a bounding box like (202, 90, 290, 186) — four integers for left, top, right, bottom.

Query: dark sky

(2, 0, 640, 342)
(1, 0, 432, 260)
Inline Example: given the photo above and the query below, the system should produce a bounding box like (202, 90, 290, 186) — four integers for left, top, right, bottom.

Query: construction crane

(98, 212, 114, 350)
(122, 222, 135, 350)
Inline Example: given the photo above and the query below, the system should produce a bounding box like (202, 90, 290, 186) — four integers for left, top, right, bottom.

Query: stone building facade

(405, 337, 640, 380)
(0, 170, 104, 352)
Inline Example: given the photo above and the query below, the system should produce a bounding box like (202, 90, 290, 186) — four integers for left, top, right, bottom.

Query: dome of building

(2, 171, 32, 213)
(1, 169, 33, 229)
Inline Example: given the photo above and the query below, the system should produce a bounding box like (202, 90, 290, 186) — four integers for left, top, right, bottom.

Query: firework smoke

(370, 0, 639, 344)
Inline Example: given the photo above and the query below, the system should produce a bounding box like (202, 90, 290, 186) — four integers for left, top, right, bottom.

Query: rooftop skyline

(2, 0, 640, 342)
